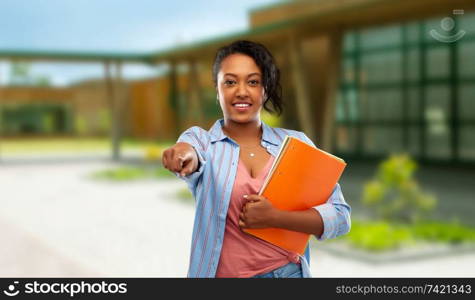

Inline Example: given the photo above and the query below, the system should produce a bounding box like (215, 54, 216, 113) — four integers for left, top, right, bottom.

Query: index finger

(162, 149, 171, 169)
(243, 194, 263, 203)
(173, 153, 188, 171)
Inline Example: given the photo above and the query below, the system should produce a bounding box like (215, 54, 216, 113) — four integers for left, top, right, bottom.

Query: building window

(335, 11, 475, 163)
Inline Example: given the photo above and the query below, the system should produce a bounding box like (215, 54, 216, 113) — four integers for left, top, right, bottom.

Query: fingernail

(243, 195, 248, 198)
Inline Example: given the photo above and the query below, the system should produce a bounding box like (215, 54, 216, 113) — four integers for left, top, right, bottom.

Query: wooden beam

(321, 31, 343, 152)
(104, 61, 116, 160)
(188, 59, 205, 126)
(104, 60, 114, 113)
(106, 61, 124, 161)
(168, 61, 180, 137)
(288, 36, 317, 141)
(114, 61, 125, 161)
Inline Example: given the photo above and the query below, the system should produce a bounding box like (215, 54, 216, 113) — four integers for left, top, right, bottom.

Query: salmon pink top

(215, 155, 300, 278)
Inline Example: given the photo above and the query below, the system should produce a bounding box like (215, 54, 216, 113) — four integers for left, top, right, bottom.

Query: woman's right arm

(163, 126, 208, 192)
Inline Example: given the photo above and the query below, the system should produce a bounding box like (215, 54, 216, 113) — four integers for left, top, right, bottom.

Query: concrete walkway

(310, 247, 475, 277)
(0, 158, 474, 277)
(0, 159, 193, 277)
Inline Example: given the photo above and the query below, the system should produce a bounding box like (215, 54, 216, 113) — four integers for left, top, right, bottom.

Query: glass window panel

(426, 128, 451, 159)
(363, 127, 403, 154)
(361, 51, 402, 83)
(407, 48, 420, 82)
(335, 125, 357, 153)
(406, 22, 420, 43)
(347, 89, 359, 121)
(458, 11, 475, 37)
(427, 46, 450, 78)
(459, 126, 475, 160)
(407, 125, 420, 156)
(336, 91, 346, 122)
(425, 86, 451, 159)
(343, 32, 356, 52)
(458, 41, 475, 78)
(360, 25, 402, 49)
(458, 84, 475, 121)
(362, 89, 403, 121)
(342, 57, 355, 83)
(407, 87, 420, 121)
(425, 85, 451, 119)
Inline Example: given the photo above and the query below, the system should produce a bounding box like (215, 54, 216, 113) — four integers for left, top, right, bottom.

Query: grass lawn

(327, 219, 475, 252)
(0, 137, 174, 155)
(91, 165, 177, 181)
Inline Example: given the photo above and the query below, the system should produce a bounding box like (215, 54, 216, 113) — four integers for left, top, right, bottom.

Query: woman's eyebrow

(223, 72, 261, 78)
(247, 72, 261, 78)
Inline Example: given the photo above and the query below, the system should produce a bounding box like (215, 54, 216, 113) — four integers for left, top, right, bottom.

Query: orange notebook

(243, 135, 347, 255)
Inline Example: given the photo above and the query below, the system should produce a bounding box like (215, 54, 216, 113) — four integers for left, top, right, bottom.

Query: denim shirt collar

(208, 118, 279, 146)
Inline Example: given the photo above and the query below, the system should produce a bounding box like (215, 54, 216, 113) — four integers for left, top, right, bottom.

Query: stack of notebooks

(243, 135, 347, 255)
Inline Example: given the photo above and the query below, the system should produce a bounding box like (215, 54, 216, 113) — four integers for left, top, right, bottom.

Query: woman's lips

(232, 103, 252, 112)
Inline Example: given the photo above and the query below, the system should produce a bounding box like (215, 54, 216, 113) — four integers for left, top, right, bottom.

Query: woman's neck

(222, 118, 262, 144)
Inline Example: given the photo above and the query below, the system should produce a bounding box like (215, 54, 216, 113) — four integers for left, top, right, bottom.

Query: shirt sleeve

(175, 126, 207, 193)
(298, 131, 352, 241)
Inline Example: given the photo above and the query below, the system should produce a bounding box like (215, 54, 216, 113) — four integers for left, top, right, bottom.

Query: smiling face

(216, 53, 265, 124)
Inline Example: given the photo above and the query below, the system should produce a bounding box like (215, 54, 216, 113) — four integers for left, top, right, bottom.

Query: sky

(0, 0, 280, 85)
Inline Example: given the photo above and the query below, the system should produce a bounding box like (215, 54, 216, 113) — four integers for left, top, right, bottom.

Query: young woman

(162, 40, 351, 278)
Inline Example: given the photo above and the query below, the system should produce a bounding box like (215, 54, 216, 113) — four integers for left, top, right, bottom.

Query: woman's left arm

(239, 183, 351, 240)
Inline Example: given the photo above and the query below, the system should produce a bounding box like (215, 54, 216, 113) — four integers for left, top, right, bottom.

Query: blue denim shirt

(176, 118, 351, 277)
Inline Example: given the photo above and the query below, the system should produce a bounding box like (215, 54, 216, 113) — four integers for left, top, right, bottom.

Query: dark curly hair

(212, 40, 284, 116)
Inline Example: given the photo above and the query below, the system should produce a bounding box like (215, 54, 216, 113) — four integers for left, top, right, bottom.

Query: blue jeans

(252, 262, 303, 278)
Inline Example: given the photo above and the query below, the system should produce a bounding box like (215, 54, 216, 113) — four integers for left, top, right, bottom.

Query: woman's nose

(236, 82, 249, 98)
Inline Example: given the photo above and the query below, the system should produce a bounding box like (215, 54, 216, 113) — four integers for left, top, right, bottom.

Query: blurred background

(1, 0, 474, 277)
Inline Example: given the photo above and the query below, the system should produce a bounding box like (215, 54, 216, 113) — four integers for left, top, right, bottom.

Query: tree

(9, 62, 51, 86)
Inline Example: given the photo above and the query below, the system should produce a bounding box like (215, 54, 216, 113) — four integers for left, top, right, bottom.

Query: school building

(0, 0, 474, 165)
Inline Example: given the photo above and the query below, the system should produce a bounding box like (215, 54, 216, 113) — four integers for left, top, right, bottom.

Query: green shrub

(411, 221, 475, 244)
(345, 220, 414, 252)
(339, 219, 475, 252)
(362, 154, 437, 223)
(92, 166, 175, 181)
(176, 187, 194, 204)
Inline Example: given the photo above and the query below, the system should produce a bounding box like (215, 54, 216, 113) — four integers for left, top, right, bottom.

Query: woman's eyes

(224, 80, 260, 86)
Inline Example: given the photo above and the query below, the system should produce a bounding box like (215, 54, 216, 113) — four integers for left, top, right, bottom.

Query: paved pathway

(0, 159, 193, 277)
(1, 158, 474, 277)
